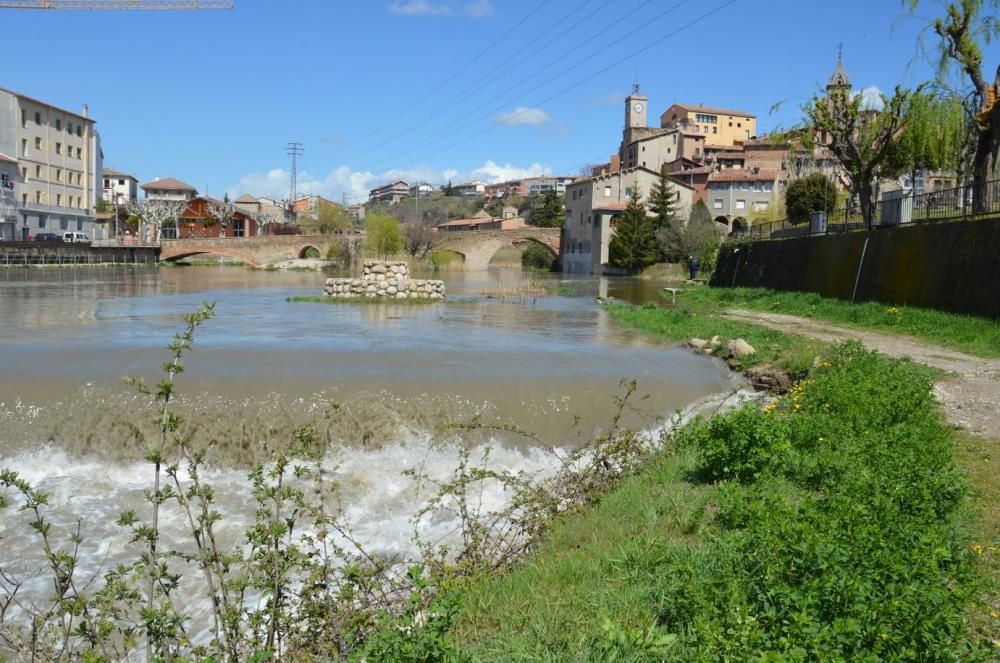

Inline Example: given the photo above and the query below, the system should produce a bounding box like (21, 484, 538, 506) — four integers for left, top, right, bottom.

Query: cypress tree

(649, 170, 683, 261)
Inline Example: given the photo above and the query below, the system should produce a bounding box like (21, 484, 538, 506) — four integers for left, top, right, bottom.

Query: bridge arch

(160, 249, 261, 268)
(297, 244, 322, 259)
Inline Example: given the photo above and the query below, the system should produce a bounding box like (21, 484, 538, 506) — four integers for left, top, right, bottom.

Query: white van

(63, 232, 90, 243)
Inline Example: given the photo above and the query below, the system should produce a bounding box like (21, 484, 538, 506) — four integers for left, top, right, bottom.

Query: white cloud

(492, 106, 553, 127)
(464, 0, 494, 17)
(589, 91, 625, 106)
(855, 85, 886, 112)
(229, 160, 552, 204)
(387, 0, 494, 17)
(388, 0, 451, 16)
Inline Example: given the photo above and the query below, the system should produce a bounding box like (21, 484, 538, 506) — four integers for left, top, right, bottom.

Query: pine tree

(608, 183, 658, 272)
(649, 170, 684, 261)
(532, 190, 566, 228)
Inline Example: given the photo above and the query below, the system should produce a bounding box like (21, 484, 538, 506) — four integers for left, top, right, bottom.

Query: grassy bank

(676, 287, 1000, 359)
(453, 339, 993, 659)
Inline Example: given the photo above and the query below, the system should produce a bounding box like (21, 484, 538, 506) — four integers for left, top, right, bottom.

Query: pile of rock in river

(324, 261, 446, 300)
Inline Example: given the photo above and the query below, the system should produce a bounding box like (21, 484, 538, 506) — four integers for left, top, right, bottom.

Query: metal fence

(734, 178, 1000, 242)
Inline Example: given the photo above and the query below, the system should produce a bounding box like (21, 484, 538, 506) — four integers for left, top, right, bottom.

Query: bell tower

(827, 43, 852, 95)
(625, 81, 648, 130)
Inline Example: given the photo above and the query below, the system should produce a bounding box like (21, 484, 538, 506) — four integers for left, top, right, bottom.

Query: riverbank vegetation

(674, 287, 1000, 359)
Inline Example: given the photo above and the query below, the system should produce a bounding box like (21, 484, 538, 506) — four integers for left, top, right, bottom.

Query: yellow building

(659, 103, 756, 147)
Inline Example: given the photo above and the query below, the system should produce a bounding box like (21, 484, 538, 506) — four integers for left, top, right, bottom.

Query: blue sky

(5, 0, 997, 204)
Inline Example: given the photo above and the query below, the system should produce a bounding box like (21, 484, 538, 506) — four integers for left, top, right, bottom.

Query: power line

(358, 0, 691, 173)
(378, 0, 738, 175)
(326, 0, 555, 161)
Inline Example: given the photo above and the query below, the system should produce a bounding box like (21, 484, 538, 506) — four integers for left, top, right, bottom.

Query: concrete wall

(712, 217, 1000, 319)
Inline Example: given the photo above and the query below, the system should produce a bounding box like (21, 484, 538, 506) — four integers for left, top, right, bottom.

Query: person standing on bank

(688, 255, 699, 281)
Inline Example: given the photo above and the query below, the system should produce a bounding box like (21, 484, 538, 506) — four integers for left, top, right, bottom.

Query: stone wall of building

(324, 261, 445, 300)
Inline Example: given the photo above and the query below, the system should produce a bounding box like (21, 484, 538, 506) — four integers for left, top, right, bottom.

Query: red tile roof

(141, 177, 197, 192)
(708, 168, 779, 183)
(669, 103, 755, 118)
(103, 168, 136, 179)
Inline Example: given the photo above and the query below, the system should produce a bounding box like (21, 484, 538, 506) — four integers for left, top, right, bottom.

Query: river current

(0, 265, 737, 638)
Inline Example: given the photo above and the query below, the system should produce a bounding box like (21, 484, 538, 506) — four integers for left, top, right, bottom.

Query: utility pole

(286, 142, 303, 221)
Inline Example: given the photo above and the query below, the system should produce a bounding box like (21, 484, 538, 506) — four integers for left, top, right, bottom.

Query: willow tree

(887, 91, 966, 191)
(907, 0, 1000, 212)
(803, 86, 916, 227)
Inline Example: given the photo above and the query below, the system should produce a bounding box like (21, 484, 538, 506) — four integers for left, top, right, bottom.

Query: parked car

(33, 233, 63, 242)
(63, 232, 90, 243)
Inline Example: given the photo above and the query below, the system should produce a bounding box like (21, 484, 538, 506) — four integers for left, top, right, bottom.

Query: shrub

(785, 172, 837, 224)
(522, 242, 556, 271)
(685, 405, 791, 483)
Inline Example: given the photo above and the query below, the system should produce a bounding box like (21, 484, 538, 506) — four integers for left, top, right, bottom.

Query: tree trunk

(970, 125, 995, 214)
(859, 180, 876, 229)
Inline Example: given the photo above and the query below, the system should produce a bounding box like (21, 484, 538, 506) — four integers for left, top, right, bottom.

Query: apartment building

(409, 182, 434, 198)
(525, 176, 578, 196)
(706, 167, 779, 232)
(562, 166, 693, 275)
(659, 103, 756, 147)
(102, 168, 138, 206)
(141, 177, 198, 203)
(369, 180, 409, 204)
(452, 180, 488, 197)
(0, 87, 102, 241)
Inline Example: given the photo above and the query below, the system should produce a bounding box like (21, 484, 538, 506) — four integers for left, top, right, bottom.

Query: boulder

(728, 338, 757, 357)
(688, 338, 709, 351)
(370, 263, 387, 274)
(747, 365, 793, 393)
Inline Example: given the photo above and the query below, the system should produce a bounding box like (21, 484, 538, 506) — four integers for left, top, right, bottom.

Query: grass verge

(675, 287, 1000, 359)
(453, 341, 994, 659)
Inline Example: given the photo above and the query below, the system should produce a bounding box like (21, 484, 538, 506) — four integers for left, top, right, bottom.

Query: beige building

(619, 86, 707, 172)
(0, 87, 102, 240)
(369, 180, 409, 204)
(562, 166, 694, 275)
(706, 167, 779, 232)
(102, 168, 139, 206)
(659, 103, 756, 147)
(141, 177, 198, 202)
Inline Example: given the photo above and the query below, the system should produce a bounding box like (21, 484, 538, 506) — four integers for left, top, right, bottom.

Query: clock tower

(625, 81, 648, 129)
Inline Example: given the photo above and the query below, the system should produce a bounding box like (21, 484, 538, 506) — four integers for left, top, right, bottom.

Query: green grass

(680, 287, 1000, 359)
(453, 344, 993, 659)
(287, 295, 443, 305)
(608, 302, 827, 376)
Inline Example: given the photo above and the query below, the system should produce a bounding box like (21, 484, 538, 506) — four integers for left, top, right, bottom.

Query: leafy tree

(365, 213, 404, 259)
(681, 199, 721, 273)
(886, 91, 965, 191)
(531, 190, 566, 228)
(522, 242, 556, 271)
(311, 200, 352, 235)
(95, 199, 112, 213)
(608, 183, 658, 272)
(785, 172, 838, 223)
(804, 85, 917, 227)
(649, 170, 684, 261)
(906, 0, 1000, 212)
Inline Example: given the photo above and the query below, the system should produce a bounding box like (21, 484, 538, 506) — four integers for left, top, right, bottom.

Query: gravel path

(723, 309, 1000, 440)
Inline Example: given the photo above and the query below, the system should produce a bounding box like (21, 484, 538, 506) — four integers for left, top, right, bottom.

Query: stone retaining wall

(324, 261, 446, 300)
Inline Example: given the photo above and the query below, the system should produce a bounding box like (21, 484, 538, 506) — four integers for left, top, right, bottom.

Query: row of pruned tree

(117, 196, 285, 243)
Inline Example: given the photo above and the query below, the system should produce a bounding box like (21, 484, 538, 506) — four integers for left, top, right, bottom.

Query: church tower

(827, 44, 852, 95)
(625, 81, 648, 130)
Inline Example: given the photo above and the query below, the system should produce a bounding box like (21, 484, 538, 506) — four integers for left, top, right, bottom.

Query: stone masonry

(324, 261, 446, 300)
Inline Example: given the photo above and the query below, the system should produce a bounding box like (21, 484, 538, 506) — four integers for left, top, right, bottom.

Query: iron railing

(734, 178, 1000, 242)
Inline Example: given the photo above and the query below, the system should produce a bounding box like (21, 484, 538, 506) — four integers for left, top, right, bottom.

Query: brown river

(0, 265, 740, 638)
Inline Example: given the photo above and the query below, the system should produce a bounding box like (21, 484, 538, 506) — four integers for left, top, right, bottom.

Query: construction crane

(0, 1, 232, 9)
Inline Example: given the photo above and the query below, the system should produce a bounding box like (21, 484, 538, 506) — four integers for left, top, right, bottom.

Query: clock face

(633, 103, 644, 113)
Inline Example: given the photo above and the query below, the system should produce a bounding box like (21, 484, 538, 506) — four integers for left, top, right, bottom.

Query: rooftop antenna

(632, 80, 641, 96)
(286, 142, 303, 206)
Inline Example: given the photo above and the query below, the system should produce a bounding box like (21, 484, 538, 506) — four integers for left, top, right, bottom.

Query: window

(55, 143, 62, 155)
(21, 110, 27, 128)
(56, 169, 62, 182)
(37, 213, 44, 226)
(104, 178, 109, 187)
(35, 191, 42, 204)
(753, 201, 769, 211)
(118, 179, 125, 185)
(21, 139, 27, 156)
(77, 219, 83, 231)
(737, 122, 742, 128)
(713, 199, 723, 209)
(736, 199, 746, 210)
(20, 167, 27, 180)
(34, 112, 41, 125)
(579, 212, 584, 225)
(703, 126, 709, 134)
(34, 137, 42, 150)
(56, 119, 62, 131)
(625, 187, 633, 197)
(76, 147, 82, 159)
(76, 126, 82, 138)
(641, 145, 646, 152)
(35, 165, 42, 179)
(22, 194, 28, 206)
(713, 126, 718, 134)
(604, 186, 612, 197)
(56, 194, 62, 207)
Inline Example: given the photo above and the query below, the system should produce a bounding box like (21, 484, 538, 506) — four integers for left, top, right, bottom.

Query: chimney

(610, 154, 621, 174)
(82, 104, 89, 119)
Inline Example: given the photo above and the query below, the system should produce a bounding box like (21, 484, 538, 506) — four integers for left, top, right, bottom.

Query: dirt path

(723, 309, 1000, 440)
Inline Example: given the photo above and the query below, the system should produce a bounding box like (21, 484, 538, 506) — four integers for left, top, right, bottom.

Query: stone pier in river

(324, 261, 446, 300)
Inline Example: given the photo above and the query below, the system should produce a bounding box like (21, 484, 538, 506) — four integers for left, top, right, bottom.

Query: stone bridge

(434, 228, 561, 271)
(159, 228, 561, 270)
(159, 235, 342, 268)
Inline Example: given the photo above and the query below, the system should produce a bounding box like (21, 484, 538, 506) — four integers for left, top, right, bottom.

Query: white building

(453, 180, 487, 197)
(409, 182, 434, 197)
(102, 168, 138, 206)
(140, 177, 198, 203)
(0, 87, 103, 241)
(525, 176, 578, 196)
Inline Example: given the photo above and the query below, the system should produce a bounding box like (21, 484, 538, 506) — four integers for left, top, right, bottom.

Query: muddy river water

(0, 265, 736, 635)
